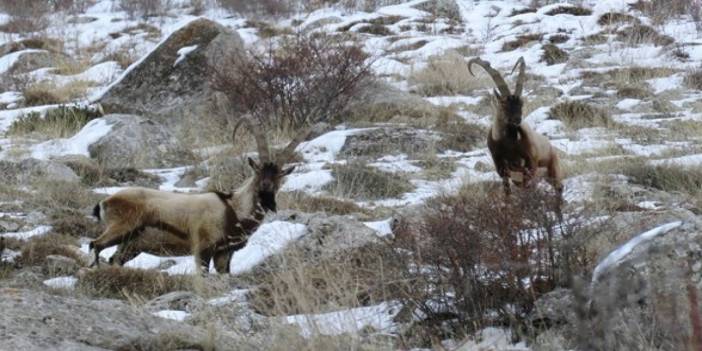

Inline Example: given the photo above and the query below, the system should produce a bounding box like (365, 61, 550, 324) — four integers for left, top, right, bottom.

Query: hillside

(1, 0, 702, 350)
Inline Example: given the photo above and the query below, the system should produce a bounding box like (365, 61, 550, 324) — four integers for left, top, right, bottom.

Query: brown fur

(470, 56, 563, 197)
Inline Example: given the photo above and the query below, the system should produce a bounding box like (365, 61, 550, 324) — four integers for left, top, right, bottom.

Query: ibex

(90, 116, 318, 273)
(468, 57, 563, 197)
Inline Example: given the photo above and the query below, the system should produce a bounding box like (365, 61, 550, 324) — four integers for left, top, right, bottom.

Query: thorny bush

(390, 185, 599, 341)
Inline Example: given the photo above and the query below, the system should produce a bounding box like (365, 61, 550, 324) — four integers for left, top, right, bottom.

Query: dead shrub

(540, 44, 568, 65)
(410, 51, 488, 96)
(502, 33, 543, 52)
(616, 24, 674, 46)
(545, 5, 592, 16)
(211, 33, 372, 131)
(389, 184, 596, 344)
(78, 266, 193, 299)
(325, 161, 414, 200)
(549, 101, 614, 129)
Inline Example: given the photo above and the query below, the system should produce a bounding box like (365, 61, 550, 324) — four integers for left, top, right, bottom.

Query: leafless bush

(116, 0, 170, 19)
(0, 1, 50, 32)
(211, 34, 373, 130)
(390, 184, 598, 342)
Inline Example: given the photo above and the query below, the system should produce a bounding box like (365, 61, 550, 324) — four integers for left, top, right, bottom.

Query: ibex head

(468, 57, 526, 126)
(233, 115, 318, 212)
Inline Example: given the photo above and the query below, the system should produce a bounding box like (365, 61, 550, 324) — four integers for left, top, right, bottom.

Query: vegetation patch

(621, 162, 702, 195)
(509, 7, 536, 17)
(325, 162, 414, 200)
(616, 24, 674, 46)
(549, 100, 614, 129)
(684, 68, 702, 90)
(502, 33, 543, 52)
(548, 34, 570, 44)
(280, 191, 371, 217)
(78, 266, 193, 300)
(436, 119, 485, 152)
(546, 5, 592, 16)
(540, 43, 568, 65)
(357, 23, 393, 36)
(8, 105, 101, 139)
(18, 234, 81, 266)
(22, 80, 94, 107)
(410, 51, 488, 96)
(597, 12, 640, 26)
(616, 85, 651, 99)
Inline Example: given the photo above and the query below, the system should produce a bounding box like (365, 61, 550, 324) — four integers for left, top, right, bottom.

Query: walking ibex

(90, 115, 320, 273)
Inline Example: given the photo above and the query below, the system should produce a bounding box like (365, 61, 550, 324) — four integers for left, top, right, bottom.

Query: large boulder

(88, 114, 194, 168)
(339, 125, 440, 159)
(0, 158, 79, 184)
(95, 18, 244, 128)
(586, 211, 702, 350)
(0, 288, 240, 350)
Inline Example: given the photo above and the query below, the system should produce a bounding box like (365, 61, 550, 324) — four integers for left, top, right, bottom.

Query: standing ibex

(90, 115, 319, 273)
(468, 57, 563, 197)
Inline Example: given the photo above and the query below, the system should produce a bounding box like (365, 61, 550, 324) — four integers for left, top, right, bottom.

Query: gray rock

(0, 158, 79, 185)
(339, 125, 440, 159)
(0, 288, 241, 350)
(96, 18, 244, 128)
(88, 114, 194, 168)
(246, 211, 382, 274)
(586, 214, 702, 350)
(145, 291, 205, 314)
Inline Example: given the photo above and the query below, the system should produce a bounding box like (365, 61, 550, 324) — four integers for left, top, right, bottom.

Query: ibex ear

(248, 157, 260, 171)
(281, 166, 295, 176)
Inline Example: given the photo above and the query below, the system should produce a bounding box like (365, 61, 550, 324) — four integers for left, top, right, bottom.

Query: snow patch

(1, 225, 52, 240)
(153, 310, 190, 321)
(363, 218, 394, 238)
(32, 118, 113, 159)
(285, 301, 400, 338)
(43, 276, 78, 289)
(174, 45, 198, 66)
(229, 221, 307, 275)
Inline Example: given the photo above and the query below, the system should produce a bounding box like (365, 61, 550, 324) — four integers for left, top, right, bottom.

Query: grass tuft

(549, 101, 613, 129)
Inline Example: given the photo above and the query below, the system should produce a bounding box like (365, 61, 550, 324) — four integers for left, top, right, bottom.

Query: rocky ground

(1, 0, 702, 350)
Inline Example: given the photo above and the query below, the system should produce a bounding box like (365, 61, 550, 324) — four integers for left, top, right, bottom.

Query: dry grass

(18, 234, 81, 266)
(616, 85, 651, 99)
(7, 105, 100, 139)
(616, 24, 674, 46)
(549, 34, 570, 44)
(279, 191, 372, 217)
(597, 12, 641, 26)
(620, 162, 702, 196)
(409, 51, 489, 96)
(549, 101, 614, 129)
(357, 23, 394, 36)
(629, 0, 699, 25)
(22, 80, 94, 107)
(325, 162, 414, 200)
(541, 44, 568, 65)
(77, 266, 193, 300)
(435, 117, 486, 152)
(684, 68, 702, 90)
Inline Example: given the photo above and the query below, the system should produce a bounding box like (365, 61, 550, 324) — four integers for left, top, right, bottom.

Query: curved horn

(276, 123, 325, 166)
(511, 57, 526, 97)
(232, 115, 271, 163)
(467, 57, 511, 97)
